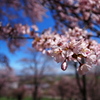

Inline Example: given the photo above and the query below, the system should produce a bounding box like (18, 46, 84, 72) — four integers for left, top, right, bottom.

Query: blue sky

(0, 11, 55, 70)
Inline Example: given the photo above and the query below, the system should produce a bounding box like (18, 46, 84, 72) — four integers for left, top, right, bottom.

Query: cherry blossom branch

(0, 23, 100, 75)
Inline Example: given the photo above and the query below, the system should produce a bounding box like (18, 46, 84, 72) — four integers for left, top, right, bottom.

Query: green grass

(42, 98, 60, 100)
(0, 97, 60, 100)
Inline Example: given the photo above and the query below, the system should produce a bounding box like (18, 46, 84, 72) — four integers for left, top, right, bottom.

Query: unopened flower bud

(61, 60, 68, 71)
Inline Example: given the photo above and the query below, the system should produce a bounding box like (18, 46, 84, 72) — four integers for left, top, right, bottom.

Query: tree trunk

(61, 96, 64, 100)
(74, 62, 87, 100)
(32, 84, 38, 100)
(17, 95, 23, 100)
(82, 75, 87, 100)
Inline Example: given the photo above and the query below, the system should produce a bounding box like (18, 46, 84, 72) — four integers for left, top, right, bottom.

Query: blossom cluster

(32, 27, 100, 75)
(46, 0, 100, 30)
(0, 23, 31, 52)
(0, 0, 46, 23)
(79, 0, 100, 23)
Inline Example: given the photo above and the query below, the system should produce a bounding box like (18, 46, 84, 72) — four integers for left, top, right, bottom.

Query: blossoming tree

(0, 0, 100, 100)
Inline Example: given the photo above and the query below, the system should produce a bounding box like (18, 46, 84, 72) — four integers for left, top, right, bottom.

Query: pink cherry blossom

(77, 64, 92, 75)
